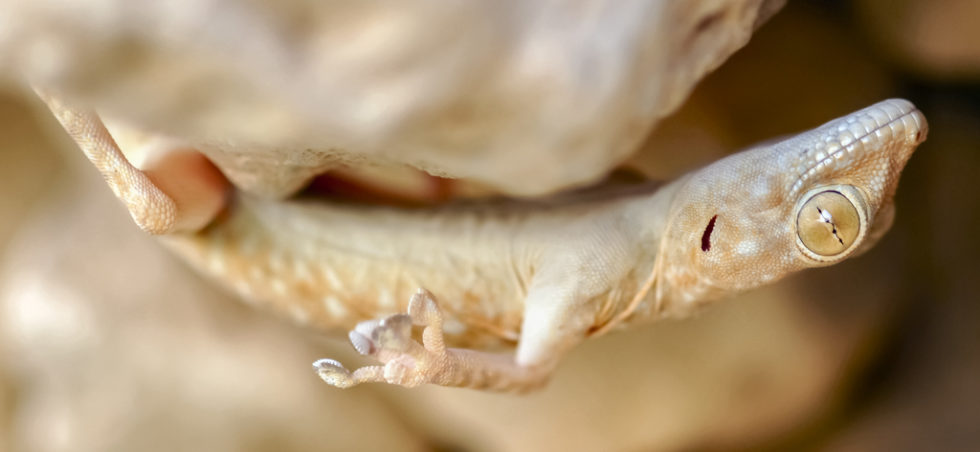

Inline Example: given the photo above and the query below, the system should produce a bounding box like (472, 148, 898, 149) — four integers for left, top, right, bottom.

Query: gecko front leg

(315, 288, 554, 391)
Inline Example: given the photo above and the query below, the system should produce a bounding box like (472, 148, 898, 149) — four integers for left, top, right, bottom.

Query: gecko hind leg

(34, 89, 228, 234)
(314, 288, 549, 391)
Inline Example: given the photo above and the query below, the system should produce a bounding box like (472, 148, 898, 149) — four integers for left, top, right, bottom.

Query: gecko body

(40, 96, 927, 391)
(164, 181, 675, 348)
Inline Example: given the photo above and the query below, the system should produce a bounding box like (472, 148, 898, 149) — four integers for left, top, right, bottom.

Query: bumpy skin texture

(35, 90, 179, 234)
(41, 98, 927, 391)
(652, 99, 926, 314)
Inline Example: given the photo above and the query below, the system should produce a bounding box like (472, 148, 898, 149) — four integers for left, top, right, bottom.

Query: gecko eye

(795, 186, 867, 261)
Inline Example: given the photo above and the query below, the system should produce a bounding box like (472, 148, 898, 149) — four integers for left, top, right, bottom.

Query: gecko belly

(162, 192, 536, 349)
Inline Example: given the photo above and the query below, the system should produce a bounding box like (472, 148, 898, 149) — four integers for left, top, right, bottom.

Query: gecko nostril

(701, 215, 718, 252)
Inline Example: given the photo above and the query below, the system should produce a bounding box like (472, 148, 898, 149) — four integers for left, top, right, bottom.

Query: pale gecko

(37, 93, 927, 392)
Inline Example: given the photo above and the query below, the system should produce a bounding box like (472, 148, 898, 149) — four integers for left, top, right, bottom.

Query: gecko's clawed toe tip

(407, 289, 441, 324)
(376, 314, 413, 344)
(312, 358, 344, 371)
(349, 330, 375, 355)
(378, 313, 412, 329)
(353, 319, 381, 337)
(313, 358, 356, 387)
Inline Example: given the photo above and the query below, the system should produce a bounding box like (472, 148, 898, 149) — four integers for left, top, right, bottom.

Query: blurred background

(1, 0, 978, 450)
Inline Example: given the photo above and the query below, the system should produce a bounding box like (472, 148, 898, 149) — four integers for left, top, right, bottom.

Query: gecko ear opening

(794, 185, 869, 263)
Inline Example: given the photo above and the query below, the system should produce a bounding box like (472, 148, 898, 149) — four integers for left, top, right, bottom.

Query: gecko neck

(586, 177, 713, 332)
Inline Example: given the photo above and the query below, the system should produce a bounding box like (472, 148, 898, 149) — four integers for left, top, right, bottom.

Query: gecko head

(663, 99, 927, 299)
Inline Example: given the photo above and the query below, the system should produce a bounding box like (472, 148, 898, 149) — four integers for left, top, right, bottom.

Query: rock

(2, 0, 783, 197)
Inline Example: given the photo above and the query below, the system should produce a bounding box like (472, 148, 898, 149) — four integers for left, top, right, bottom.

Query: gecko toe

(383, 357, 425, 387)
(348, 330, 374, 355)
(313, 358, 356, 388)
(374, 314, 414, 351)
(347, 313, 416, 357)
(408, 288, 442, 325)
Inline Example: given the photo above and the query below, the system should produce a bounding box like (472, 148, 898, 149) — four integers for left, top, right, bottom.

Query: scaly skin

(40, 97, 927, 391)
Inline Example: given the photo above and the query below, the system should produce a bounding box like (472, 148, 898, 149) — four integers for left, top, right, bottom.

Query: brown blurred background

(1, 1, 978, 451)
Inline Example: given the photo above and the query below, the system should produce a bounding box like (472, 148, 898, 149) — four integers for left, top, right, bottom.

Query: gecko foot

(314, 288, 452, 388)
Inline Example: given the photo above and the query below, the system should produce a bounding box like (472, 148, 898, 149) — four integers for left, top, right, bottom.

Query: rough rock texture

(1, 0, 783, 197)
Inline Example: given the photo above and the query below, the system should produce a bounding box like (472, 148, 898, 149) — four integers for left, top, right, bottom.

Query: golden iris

(796, 190, 860, 256)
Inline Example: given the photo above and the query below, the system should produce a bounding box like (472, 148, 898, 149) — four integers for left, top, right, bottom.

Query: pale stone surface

(1, 0, 783, 197)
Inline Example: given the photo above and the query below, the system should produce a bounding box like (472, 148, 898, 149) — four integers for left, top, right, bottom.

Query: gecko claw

(348, 330, 374, 355)
(375, 314, 414, 351)
(408, 288, 441, 326)
(313, 358, 356, 388)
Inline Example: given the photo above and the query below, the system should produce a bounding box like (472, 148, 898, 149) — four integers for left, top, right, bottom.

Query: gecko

(36, 93, 927, 392)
